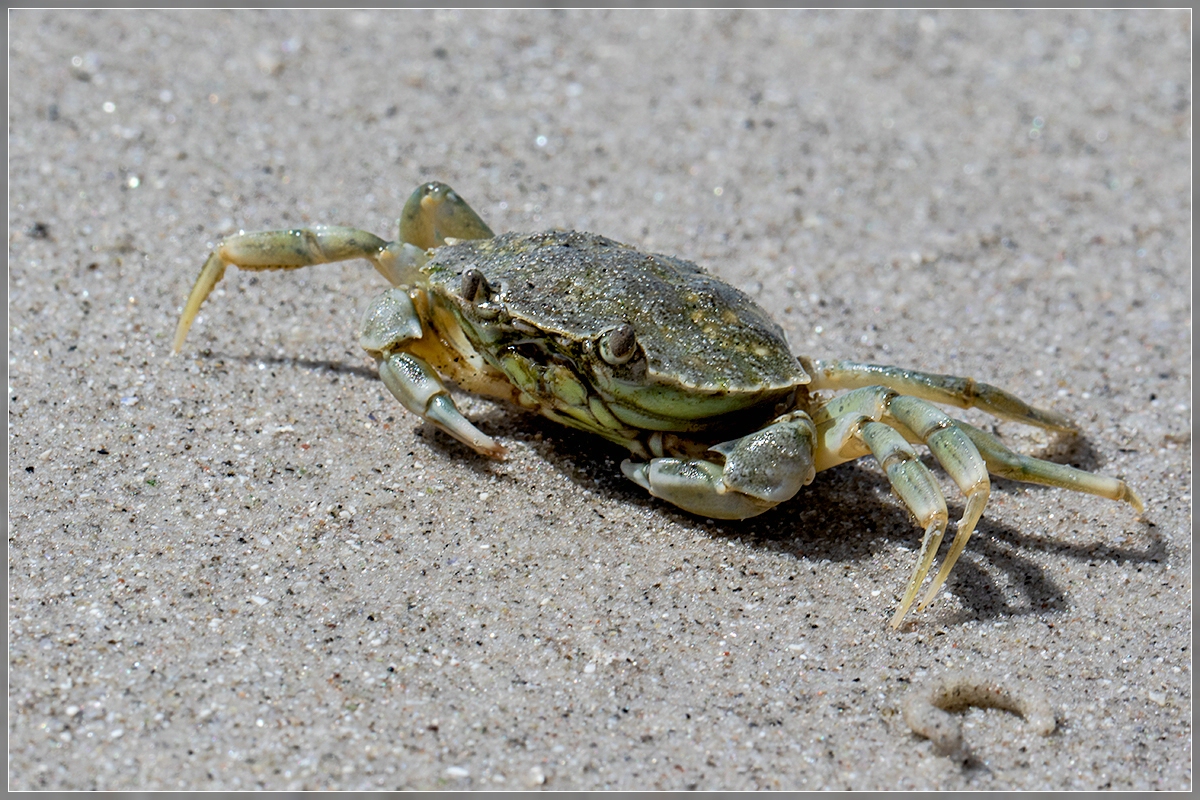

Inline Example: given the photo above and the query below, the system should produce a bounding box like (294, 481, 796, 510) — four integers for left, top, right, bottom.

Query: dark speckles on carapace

(425, 231, 804, 391)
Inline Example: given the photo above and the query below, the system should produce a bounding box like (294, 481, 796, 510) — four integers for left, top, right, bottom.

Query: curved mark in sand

(903, 672, 1056, 753)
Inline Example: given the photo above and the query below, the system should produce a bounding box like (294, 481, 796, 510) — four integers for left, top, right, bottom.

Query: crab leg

(955, 421, 1144, 511)
(812, 384, 1143, 624)
(811, 386, 997, 625)
(173, 182, 494, 355)
(885, 396, 991, 618)
(910, 420, 1143, 614)
(399, 181, 495, 250)
(172, 226, 430, 353)
(857, 421, 950, 627)
(800, 358, 1077, 433)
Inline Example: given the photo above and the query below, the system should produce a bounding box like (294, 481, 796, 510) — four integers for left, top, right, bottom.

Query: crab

(173, 181, 1143, 627)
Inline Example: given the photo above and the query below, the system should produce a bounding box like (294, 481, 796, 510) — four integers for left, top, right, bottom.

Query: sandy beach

(9, 10, 1190, 790)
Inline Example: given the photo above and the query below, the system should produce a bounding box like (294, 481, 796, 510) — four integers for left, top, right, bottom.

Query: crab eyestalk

(460, 267, 490, 303)
(599, 323, 638, 366)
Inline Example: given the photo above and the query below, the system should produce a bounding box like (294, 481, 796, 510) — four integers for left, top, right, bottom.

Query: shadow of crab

(513, 413, 1164, 628)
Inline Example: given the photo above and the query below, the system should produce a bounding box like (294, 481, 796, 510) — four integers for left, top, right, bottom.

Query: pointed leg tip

(1053, 418, 1080, 434)
(890, 588, 921, 629)
(916, 584, 945, 612)
(1032, 406, 1079, 434)
(172, 318, 197, 354)
(1126, 485, 1146, 515)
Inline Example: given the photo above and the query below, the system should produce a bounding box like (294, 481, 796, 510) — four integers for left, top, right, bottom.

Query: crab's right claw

(621, 411, 817, 520)
(379, 352, 505, 459)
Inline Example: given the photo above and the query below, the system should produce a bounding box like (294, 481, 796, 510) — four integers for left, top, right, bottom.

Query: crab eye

(461, 267, 489, 302)
(599, 323, 638, 366)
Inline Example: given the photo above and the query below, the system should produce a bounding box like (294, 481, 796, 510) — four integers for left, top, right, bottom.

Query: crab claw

(379, 352, 506, 460)
(621, 411, 817, 520)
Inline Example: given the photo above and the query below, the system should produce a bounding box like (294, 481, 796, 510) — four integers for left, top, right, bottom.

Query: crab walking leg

(173, 183, 495, 355)
(800, 357, 1077, 433)
(620, 412, 818, 521)
(916, 419, 1143, 612)
(361, 288, 505, 459)
(885, 396, 991, 614)
(172, 226, 431, 353)
(956, 421, 1145, 512)
(812, 386, 996, 625)
(813, 386, 1143, 621)
(856, 422, 951, 628)
(399, 181, 496, 250)
(913, 420, 1145, 611)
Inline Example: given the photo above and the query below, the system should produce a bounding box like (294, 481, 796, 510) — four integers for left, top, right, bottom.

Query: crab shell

(407, 230, 811, 446)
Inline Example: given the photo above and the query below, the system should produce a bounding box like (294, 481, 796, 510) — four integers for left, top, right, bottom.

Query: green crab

(173, 182, 1143, 627)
